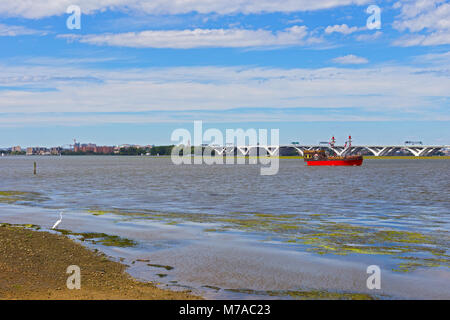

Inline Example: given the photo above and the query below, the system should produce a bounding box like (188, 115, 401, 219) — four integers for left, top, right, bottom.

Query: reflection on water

(0, 156, 449, 299)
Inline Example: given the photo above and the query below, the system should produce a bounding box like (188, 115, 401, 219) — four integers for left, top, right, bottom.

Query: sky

(0, 0, 449, 147)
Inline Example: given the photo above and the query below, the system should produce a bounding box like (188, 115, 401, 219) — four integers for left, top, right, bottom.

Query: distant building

(118, 144, 132, 149)
(11, 146, 21, 152)
(73, 142, 81, 152)
(95, 146, 115, 154)
(79, 143, 97, 153)
(26, 147, 50, 155)
(118, 144, 152, 150)
(73, 142, 114, 154)
(50, 147, 63, 155)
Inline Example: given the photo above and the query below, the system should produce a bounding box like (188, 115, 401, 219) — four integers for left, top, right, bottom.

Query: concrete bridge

(206, 144, 449, 157)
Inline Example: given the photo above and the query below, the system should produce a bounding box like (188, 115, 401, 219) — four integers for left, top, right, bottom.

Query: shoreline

(1, 204, 449, 300)
(1, 155, 449, 159)
(0, 223, 200, 300)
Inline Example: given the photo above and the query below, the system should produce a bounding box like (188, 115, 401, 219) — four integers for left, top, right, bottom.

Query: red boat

(303, 136, 363, 166)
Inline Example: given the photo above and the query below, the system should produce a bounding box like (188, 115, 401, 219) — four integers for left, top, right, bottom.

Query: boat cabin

(303, 150, 327, 160)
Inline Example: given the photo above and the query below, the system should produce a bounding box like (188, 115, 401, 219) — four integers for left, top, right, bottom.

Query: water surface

(0, 156, 449, 299)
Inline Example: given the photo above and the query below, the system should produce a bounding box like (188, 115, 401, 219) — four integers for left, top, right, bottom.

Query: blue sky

(0, 0, 449, 147)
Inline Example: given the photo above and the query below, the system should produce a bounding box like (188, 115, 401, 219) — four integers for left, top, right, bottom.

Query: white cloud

(393, 0, 450, 32)
(0, 112, 412, 127)
(285, 18, 304, 25)
(325, 24, 359, 35)
(392, 0, 450, 46)
(0, 0, 371, 19)
(59, 26, 321, 49)
(355, 31, 382, 41)
(0, 60, 449, 125)
(0, 23, 45, 36)
(393, 31, 450, 47)
(414, 51, 450, 64)
(332, 54, 368, 64)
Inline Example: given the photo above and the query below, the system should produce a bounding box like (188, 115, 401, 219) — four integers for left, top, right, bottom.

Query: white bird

(52, 211, 63, 229)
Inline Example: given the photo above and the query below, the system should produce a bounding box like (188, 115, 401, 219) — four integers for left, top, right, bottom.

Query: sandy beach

(0, 223, 199, 300)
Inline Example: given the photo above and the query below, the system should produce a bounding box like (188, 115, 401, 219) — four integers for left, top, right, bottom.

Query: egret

(52, 211, 63, 229)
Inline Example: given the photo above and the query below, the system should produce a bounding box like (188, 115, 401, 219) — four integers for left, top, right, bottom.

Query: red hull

(305, 158, 363, 166)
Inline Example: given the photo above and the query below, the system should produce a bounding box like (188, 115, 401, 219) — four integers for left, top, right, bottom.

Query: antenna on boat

(330, 136, 336, 147)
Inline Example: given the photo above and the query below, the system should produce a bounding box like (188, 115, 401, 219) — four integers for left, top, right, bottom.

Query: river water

(0, 156, 449, 299)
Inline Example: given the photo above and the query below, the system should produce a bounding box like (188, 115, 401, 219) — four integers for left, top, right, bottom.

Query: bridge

(206, 144, 449, 157)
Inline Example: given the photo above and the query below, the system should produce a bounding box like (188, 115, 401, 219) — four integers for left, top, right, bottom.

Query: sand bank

(0, 224, 199, 300)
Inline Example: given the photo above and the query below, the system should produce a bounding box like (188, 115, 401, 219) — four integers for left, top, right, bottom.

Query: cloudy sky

(0, 0, 449, 146)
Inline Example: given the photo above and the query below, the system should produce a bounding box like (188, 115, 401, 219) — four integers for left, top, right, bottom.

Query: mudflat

(0, 224, 199, 300)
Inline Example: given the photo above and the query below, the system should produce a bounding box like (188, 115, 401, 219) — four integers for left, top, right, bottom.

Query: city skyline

(1, 1, 449, 145)
(1, 120, 450, 148)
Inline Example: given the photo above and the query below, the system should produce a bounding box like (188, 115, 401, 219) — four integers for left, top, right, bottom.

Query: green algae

(80, 206, 450, 273)
(87, 210, 110, 216)
(373, 230, 432, 244)
(0, 191, 47, 204)
(156, 274, 168, 278)
(54, 229, 137, 248)
(0, 222, 41, 230)
(147, 263, 174, 271)
(94, 234, 136, 247)
(202, 285, 221, 291)
(216, 216, 303, 234)
(206, 214, 448, 272)
(87, 209, 146, 217)
(253, 213, 276, 218)
(288, 222, 449, 272)
(86, 208, 151, 218)
(86, 207, 303, 233)
(392, 256, 450, 272)
(224, 288, 378, 300)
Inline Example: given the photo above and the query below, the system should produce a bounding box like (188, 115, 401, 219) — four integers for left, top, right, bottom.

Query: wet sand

(0, 224, 199, 300)
(1, 206, 449, 300)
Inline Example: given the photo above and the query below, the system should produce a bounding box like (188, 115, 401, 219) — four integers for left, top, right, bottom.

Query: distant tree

(61, 150, 97, 155)
(10, 151, 26, 155)
(119, 147, 150, 155)
(150, 145, 174, 156)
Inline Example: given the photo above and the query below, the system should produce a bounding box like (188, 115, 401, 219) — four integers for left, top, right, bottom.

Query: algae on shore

(289, 222, 449, 272)
(0, 222, 41, 230)
(224, 288, 381, 300)
(55, 229, 137, 248)
(0, 191, 48, 205)
(82, 207, 449, 273)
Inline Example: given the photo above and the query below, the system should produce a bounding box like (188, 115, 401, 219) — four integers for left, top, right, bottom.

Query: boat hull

(305, 158, 363, 166)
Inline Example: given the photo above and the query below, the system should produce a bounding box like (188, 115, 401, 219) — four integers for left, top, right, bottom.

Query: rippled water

(1, 156, 449, 299)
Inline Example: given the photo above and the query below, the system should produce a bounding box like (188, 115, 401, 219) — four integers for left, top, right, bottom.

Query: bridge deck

(206, 145, 449, 157)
